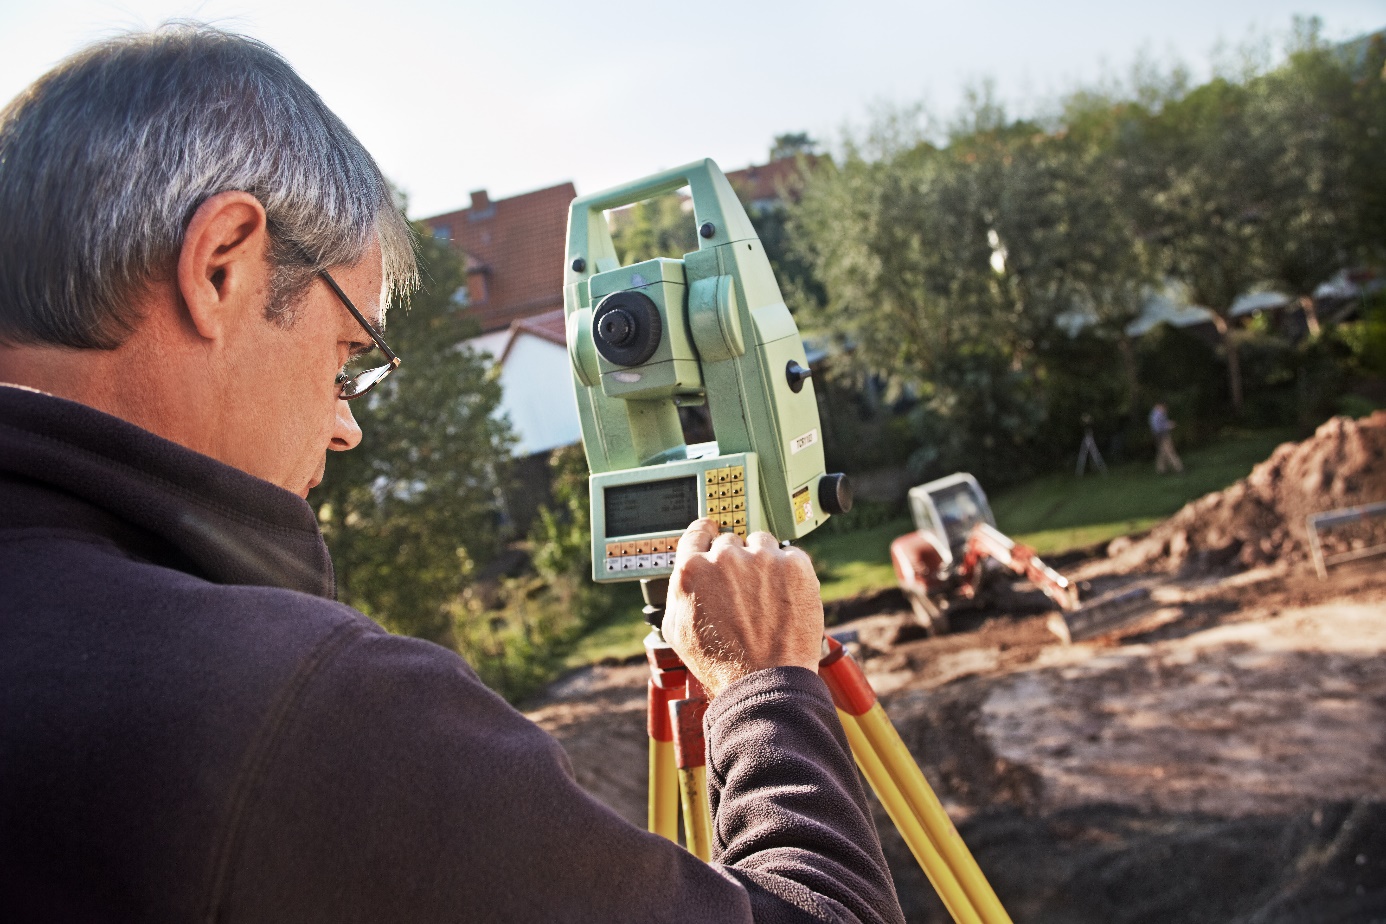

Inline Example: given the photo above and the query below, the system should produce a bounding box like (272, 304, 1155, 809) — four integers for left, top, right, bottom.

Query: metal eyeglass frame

(319, 270, 401, 400)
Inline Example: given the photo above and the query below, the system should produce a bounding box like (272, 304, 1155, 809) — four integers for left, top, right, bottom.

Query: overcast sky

(0, 1, 1381, 218)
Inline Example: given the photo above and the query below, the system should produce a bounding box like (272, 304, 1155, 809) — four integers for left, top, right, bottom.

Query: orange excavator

(890, 474, 1080, 635)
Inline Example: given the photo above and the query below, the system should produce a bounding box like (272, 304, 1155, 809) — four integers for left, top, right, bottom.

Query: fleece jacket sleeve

(209, 623, 902, 924)
(707, 667, 906, 924)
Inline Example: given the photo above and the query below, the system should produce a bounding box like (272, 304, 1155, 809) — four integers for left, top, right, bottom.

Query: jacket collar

(0, 384, 335, 598)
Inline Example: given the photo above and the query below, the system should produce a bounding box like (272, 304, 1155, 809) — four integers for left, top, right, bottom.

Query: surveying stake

(562, 159, 1012, 924)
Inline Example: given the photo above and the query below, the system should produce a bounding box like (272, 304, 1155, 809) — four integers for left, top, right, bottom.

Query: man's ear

(177, 191, 272, 342)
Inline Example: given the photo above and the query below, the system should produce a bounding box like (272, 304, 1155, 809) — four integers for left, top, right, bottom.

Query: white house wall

(497, 335, 582, 456)
(466, 329, 512, 361)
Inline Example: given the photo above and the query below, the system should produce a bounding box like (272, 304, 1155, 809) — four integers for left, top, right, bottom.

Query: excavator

(890, 473, 1081, 635)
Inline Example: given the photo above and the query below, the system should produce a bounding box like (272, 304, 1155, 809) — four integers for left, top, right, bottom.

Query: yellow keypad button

(730, 497, 745, 512)
(717, 514, 734, 528)
(728, 466, 744, 482)
(734, 525, 747, 538)
(731, 513, 746, 528)
(730, 482, 744, 497)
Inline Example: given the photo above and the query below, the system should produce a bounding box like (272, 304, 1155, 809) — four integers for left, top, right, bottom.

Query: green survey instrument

(562, 158, 852, 583)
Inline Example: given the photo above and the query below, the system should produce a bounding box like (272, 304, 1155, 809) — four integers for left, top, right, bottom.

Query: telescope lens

(592, 291, 663, 367)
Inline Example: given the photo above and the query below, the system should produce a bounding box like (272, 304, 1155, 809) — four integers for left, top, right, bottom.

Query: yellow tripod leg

(677, 764, 713, 862)
(838, 709, 983, 924)
(670, 691, 713, 861)
(649, 737, 679, 841)
(858, 704, 1013, 924)
(647, 679, 682, 841)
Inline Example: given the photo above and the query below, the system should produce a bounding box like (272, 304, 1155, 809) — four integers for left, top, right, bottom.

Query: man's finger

(744, 531, 779, 552)
(709, 530, 746, 553)
(675, 518, 719, 564)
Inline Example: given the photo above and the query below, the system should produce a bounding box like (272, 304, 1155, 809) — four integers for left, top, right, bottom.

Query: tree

(313, 227, 515, 647)
(770, 132, 818, 160)
(1122, 77, 1266, 414)
(610, 195, 698, 265)
(1346, 32, 1386, 264)
(1244, 22, 1361, 334)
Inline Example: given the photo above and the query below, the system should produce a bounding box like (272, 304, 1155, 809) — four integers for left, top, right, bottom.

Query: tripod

(639, 580, 1012, 924)
(1075, 421, 1107, 476)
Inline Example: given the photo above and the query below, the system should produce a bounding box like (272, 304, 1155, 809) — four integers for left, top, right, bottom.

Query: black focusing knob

(571, 257, 587, 273)
(597, 308, 636, 346)
(785, 360, 813, 393)
(819, 473, 853, 516)
(699, 222, 716, 239)
(592, 290, 662, 367)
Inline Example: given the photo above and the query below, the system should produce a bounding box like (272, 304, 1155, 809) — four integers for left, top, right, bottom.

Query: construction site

(527, 411, 1386, 923)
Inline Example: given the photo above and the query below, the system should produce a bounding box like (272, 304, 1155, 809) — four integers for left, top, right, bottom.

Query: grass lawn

(561, 590, 647, 670)
(802, 428, 1297, 597)
(559, 428, 1296, 668)
(990, 427, 1295, 554)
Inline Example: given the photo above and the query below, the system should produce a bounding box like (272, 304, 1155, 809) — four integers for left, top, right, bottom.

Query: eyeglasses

(319, 270, 401, 400)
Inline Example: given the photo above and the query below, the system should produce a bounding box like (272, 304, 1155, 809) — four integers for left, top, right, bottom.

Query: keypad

(705, 466, 748, 538)
(603, 535, 679, 574)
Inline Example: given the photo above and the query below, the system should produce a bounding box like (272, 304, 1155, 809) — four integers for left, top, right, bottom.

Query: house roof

(499, 308, 567, 364)
(422, 182, 576, 334)
(725, 156, 817, 208)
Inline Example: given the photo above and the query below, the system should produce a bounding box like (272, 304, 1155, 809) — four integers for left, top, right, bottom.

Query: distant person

(1149, 402, 1184, 474)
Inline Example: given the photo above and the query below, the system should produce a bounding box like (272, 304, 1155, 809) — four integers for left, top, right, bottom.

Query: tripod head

(562, 159, 851, 584)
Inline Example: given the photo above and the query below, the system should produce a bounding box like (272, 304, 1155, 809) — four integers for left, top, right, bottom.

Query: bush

(1134, 323, 1229, 446)
(452, 444, 624, 704)
(905, 347, 1048, 491)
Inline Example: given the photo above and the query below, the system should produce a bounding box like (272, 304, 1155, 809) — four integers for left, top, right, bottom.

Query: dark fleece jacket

(0, 385, 903, 924)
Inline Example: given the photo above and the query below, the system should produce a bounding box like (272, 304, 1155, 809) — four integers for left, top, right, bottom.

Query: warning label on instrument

(792, 486, 813, 525)
(790, 429, 819, 455)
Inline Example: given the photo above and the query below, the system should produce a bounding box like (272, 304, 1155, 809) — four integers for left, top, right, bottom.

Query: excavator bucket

(1051, 586, 1156, 644)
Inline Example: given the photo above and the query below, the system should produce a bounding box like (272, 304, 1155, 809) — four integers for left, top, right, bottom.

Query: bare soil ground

(526, 416, 1386, 923)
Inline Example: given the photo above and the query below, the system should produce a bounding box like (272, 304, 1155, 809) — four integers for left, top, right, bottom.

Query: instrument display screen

(605, 476, 700, 537)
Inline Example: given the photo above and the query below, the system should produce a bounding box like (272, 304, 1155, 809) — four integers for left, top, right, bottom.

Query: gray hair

(0, 23, 417, 349)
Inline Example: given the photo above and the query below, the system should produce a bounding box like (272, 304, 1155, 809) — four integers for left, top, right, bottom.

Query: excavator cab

(906, 474, 996, 568)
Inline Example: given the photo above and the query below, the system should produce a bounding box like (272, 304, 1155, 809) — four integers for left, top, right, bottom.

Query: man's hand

(663, 518, 824, 698)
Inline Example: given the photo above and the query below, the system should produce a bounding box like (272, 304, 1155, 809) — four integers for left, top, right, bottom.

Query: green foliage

(314, 228, 515, 646)
(770, 132, 818, 160)
(465, 445, 637, 703)
(780, 23, 1381, 482)
(1134, 324, 1228, 445)
(1340, 292, 1386, 377)
(610, 195, 698, 265)
(904, 347, 1049, 490)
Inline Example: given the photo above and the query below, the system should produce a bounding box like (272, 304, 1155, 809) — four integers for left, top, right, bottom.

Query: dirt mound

(1111, 412, 1386, 573)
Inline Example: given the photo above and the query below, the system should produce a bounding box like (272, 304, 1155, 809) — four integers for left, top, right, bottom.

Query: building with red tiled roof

(499, 308, 567, 364)
(421, 182, 576, 335)
(725, 156, 818, 215)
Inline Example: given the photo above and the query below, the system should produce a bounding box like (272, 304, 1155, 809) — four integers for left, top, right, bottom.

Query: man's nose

(330, 398, 363, 451)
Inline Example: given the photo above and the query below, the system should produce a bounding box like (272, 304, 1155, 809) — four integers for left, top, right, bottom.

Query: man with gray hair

(0, 24, 902, 924)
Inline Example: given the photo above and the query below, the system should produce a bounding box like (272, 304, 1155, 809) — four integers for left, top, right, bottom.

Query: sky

(0, 1, 1382, 219)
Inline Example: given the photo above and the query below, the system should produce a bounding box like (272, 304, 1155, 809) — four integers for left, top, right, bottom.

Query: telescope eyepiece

(598, 309, 636, 346)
